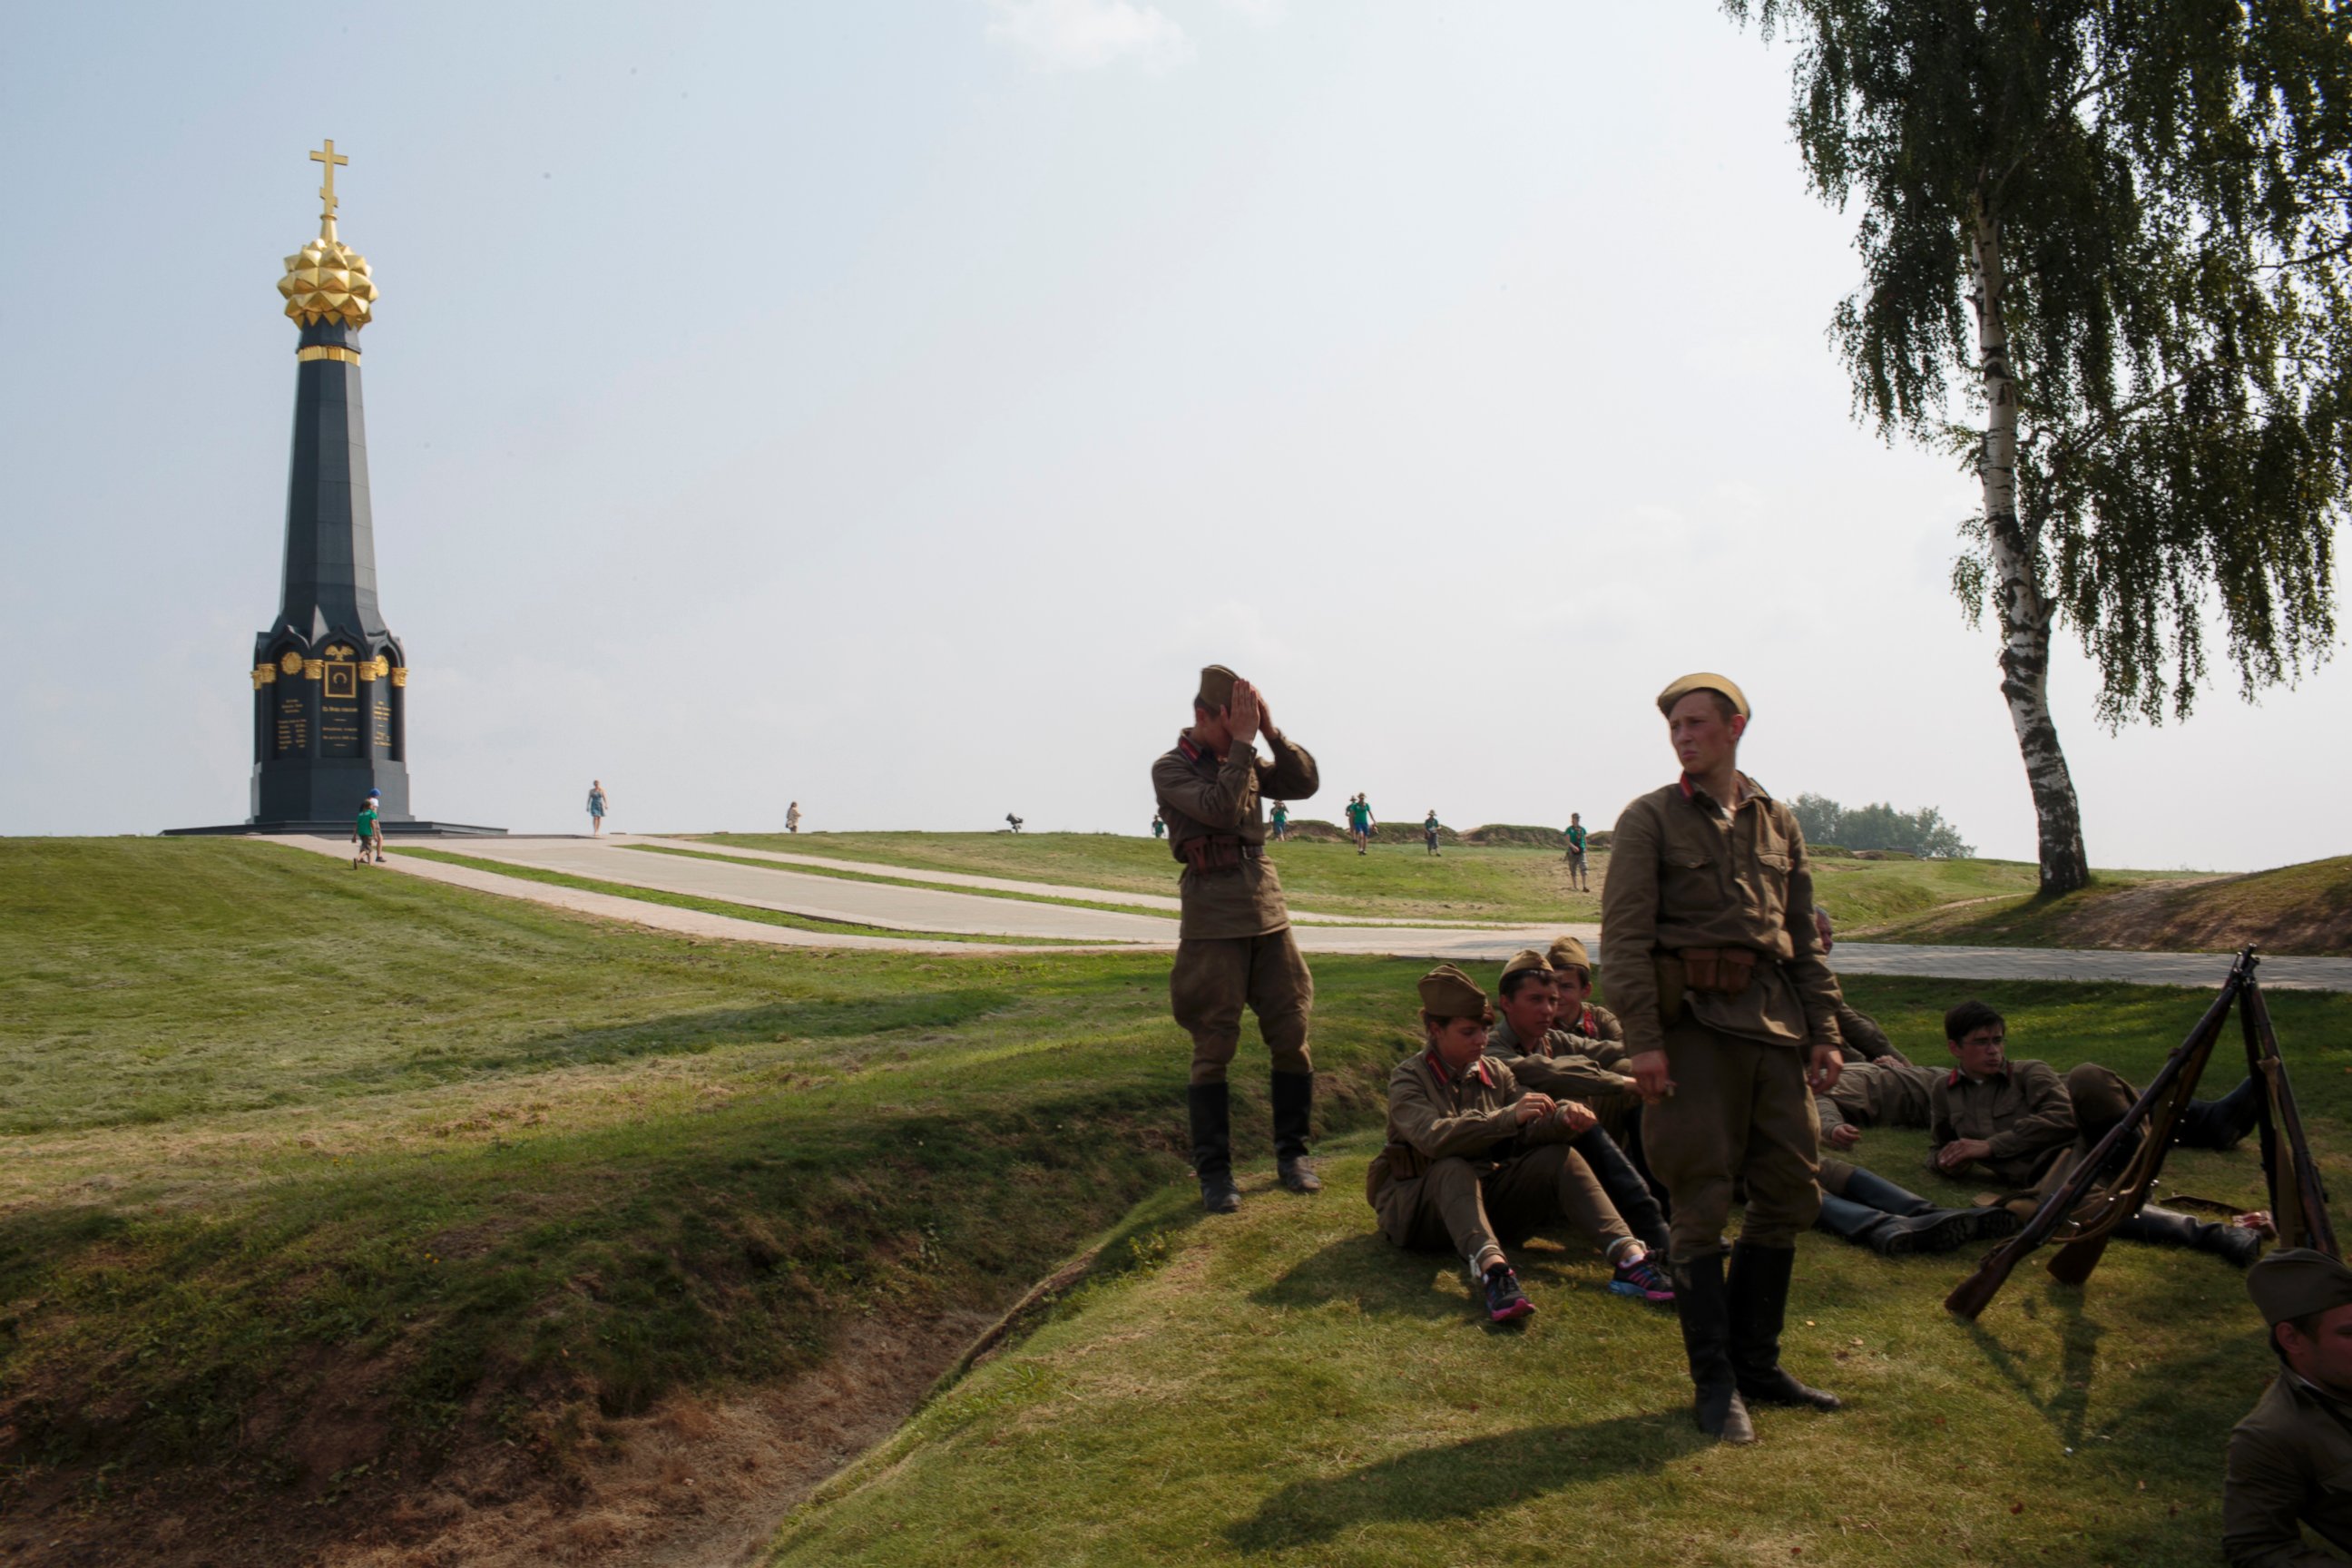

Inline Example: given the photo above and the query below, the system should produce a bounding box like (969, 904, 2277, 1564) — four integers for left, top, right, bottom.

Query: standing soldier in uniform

(1601, 673, 1846, 1445)
(1152, 665, 1322, 1213)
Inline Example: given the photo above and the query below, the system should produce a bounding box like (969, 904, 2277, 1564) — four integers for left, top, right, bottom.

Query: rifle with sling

(2243, 974, 2338, 1256)
(1945, 949, 2254, 1319)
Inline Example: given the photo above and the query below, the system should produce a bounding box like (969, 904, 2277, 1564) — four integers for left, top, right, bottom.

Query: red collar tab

(1425, 1048, 1450, 1084)
(1947, 1067, 1963, 1088)
(1679, 774, 1697, 799)
(1178, 735, 1203, 763)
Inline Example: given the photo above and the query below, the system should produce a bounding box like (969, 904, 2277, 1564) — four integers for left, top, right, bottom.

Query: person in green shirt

(354, 796, 385, 866)
(1346, 796, 1372, 854)
(1151, 812, 1166, 839)
(1423, 809, 1442, 856)
(1269, 801, 1289, 841)
(1563, 813, 1590, 891)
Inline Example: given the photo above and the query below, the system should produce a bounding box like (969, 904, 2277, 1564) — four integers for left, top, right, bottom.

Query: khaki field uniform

(2226, 1373, 2352, 1567)
(1487, 1014, 1639, 1141)
(1367, 1050, 1629, 1269)
(1153, 727, 1319, 1086)
(1599, 774, 1844, 1258)
(1814, 1058, 1939, 1141)
(1926, 1058, 2134, 1196)
(1835, 1003, 1908, 1065)
(1556, 1001, 1631, 1069)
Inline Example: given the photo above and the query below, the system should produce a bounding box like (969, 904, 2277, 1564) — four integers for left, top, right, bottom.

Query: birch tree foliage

(1727, 0, 2352, 887)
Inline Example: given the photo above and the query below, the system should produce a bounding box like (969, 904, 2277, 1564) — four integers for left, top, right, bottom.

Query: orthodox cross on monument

(309, 139, 348, 222)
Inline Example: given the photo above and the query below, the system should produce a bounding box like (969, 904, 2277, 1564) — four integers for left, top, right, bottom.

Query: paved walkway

(303, 835, 2352, 991)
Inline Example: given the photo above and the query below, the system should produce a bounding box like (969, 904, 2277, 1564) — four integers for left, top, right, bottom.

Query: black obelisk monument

(172, 142, 498, 837)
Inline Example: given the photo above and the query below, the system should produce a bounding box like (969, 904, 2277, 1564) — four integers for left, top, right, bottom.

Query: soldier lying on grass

(1367, 965, 1674, 1324)
(1930, 998, 2268, 1267)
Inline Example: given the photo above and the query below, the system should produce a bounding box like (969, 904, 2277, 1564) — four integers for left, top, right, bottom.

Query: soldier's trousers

(1384, 1146, 1632, 1270)
(2024, 1063, 2139, 1199)
(1170, 929, 1314, 1087)
(1646, 1019, 1821, 1258)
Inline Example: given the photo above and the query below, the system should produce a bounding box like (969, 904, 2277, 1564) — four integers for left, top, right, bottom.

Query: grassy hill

(701, 832, 2116, 928)
(1867, 857, 2352, 957)
(764, 975, 2352, 1568)
(0, 839, 1412, 1565)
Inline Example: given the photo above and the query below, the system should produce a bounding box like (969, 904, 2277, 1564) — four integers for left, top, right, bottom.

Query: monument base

(162, 820, 508, 838)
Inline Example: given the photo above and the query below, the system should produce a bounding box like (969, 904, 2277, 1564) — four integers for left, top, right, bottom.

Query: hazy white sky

(2, 2, 2341, 869)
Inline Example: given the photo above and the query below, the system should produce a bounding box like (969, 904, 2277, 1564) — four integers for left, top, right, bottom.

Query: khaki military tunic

(1556, 1001, 1632, 1072)
(1835, 1003, 1909, 1065)
(1152, 727, 1320, 1085)
(1486, 1014, 1639, 1142)
(1367, 1050, 1628, 1269)
(1925, 1059, 2076, 1189)
(2226, 1371, 2352, 1566)
(1815, 1059, 1939, 1140)
(1599, 773, 1841, 1257)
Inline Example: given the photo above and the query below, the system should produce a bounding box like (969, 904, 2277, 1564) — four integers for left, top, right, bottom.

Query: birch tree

(1727, 0, 2352, 892)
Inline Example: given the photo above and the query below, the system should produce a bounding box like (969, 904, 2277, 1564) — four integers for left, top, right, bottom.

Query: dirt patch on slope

(1875, 857, 2352, 956)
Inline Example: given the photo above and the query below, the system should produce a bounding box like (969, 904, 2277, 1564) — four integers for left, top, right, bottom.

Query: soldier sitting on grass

(1367, 965, 1675, 1323)
(1930, 998, 2267, 1267)
(1483, 949, 1667, 1260)
(2226, 1249, 2352, 1567)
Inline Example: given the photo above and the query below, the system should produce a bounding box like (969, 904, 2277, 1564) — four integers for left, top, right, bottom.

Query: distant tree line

(1789, 794, 1973, 859)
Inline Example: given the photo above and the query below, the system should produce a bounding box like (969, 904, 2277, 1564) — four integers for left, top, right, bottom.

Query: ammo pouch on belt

(1676, 946, 1758, 995)
(1366, 1140, 1427, 1208)
(1181, 835, 1258, 873)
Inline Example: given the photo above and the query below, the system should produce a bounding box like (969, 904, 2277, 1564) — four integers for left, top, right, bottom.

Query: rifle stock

(1944, 951, 2252, 1319)
(2245, 979, 2339, 1257)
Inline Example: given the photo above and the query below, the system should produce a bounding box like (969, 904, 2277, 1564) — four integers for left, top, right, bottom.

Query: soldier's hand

(1228, 680, 1262, 746)
(1555, 1099, 1598, 1135)
(1936, 1136, 1992, 1173)
(1806, 1044, 1843, 1093)
(1514, 1093, 1558, 1125)
(1630, 1050, 1674, 1103)
(1827, 1123, 1862, 1151)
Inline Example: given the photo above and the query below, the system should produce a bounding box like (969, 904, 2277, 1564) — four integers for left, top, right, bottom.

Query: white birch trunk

(1971, 198, 2090, 895)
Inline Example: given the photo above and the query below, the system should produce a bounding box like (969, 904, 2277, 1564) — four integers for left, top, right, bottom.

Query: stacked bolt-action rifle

(1946, 946, 2337, 1320)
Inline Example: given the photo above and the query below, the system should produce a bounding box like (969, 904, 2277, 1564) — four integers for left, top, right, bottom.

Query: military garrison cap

(1417, 964, 1490, 1021)
(1196, 664, 1240, 710)
(1500, 948, 1552, 982)
(2249, 1248, 2352, 1327)
(1547, 936, 1592, 975)
(1656, 672, 1750, 720)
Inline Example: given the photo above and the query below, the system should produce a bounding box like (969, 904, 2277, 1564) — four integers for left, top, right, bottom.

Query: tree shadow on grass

(1961, 1280, 2106, 1451)
(1226, 1412, 1702, 1552)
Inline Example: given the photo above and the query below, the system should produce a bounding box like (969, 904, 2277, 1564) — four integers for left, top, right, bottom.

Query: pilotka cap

(1499, 948, 1552, 983)
(1547, 936, 1592, 975)
(1197, 664, 1240, 710)
(2249, 1248, 2352, 1327)
(1656, 672, 1750, 721)
(1417, 964, 1491, 1021)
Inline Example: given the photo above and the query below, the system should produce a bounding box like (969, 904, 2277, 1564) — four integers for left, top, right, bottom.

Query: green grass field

(701, 831, 2120, 929)
(0, 838, 2336, 1566)
(768, 976, 2352, 1568)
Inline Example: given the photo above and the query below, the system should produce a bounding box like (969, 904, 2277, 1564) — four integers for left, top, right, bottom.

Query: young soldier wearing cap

(1547, 936, 1629, 1069)
(1600, 672, 1845, 1445)
(2228, 1248, 2352, 1565)
(1366, 965, 1671, 1321)
(1485, 949, 1671, 1265)
(1152, 665, 1323, 1214)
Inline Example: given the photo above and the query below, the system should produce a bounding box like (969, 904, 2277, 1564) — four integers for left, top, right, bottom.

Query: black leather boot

(1828, 1167, 2022, 1253)
(1575, 1127, 1671, 1254)
(1671, 1254, 1755, 1444)
(1188, 1083, 1240, 1213)
(1271, 1071, 1321, 1193)
(2174, 1078, 2261, 1151)
(2119, 1204, 2264, 1268)
(1728, 1241, 1840, 1411)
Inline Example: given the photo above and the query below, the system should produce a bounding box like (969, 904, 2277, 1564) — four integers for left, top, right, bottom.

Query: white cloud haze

(986, 0, 1194, 73)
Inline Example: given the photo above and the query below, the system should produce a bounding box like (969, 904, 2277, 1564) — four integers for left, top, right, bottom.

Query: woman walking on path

(587, 780, 609, 836)
(787, 801, 802, 833)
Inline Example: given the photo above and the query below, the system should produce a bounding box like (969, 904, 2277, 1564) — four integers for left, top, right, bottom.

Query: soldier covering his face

(1152, 665, 1322, 1214)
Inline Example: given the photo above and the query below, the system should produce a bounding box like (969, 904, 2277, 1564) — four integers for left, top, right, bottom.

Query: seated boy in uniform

(1367, 965, 1673, 1322)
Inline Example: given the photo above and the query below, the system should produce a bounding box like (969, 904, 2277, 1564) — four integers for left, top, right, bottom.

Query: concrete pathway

(300, 835, 2352, 991)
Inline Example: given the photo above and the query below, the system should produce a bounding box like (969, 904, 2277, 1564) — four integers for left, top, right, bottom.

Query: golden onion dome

(279, 230, 377, 328)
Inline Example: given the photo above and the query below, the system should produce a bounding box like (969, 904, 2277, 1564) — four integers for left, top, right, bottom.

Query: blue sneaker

(1610, 1252, 1676, 1304)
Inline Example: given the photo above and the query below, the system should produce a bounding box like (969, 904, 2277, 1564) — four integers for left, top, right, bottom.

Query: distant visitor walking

(1152, 664, 1323, 1214)
(1005, 813, 1024, 833)
(787, 801, 802, 833)
(1423, 809, 1442, 856)
(586, 780, 609, 836)
(1345, 794, 1373, 855)
(352, 789, 385, 867)
(1564, 812, 1590, 890)
(1269, 800, 1289, 841)
(1151, 811, 1166, 839)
